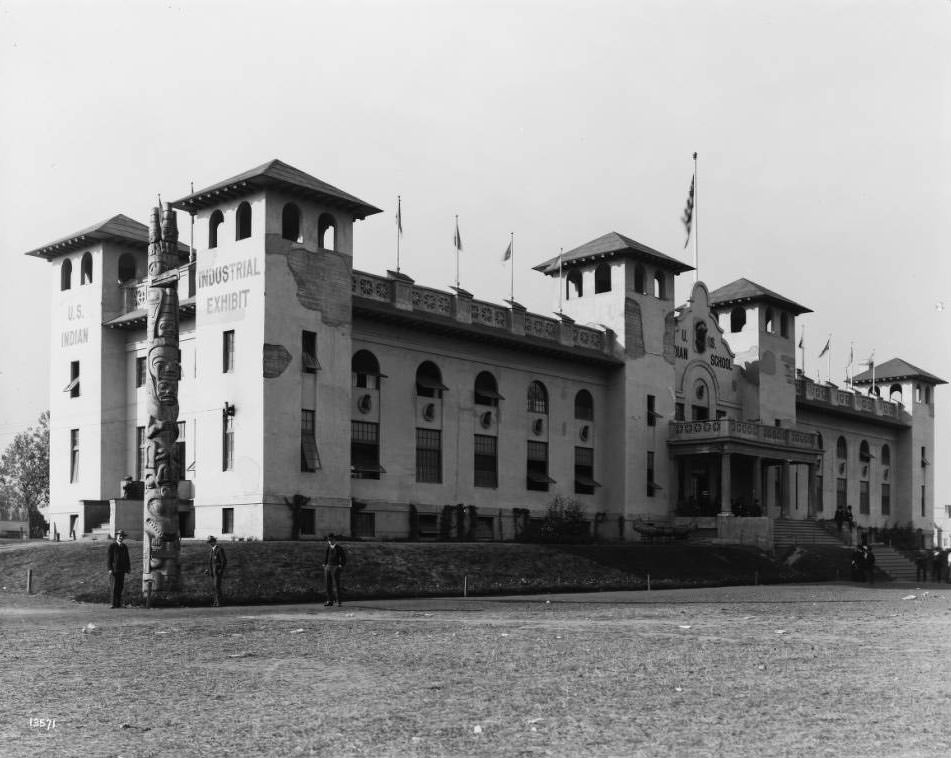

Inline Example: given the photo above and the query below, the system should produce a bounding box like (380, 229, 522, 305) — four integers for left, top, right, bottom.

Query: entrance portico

(668, 419, 821, 518)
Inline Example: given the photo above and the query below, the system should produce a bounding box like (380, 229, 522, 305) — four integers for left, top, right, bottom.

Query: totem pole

(143, 203, 182, 594)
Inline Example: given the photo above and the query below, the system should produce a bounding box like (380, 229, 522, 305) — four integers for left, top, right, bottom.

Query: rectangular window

(816, 474, 824, 513)
(136, 356, 146, 388)
(299, 508, 316, 536)
(574, 446, 595, 495)
(222, 330, 234, 373)
(475, 516, 494, 541)
(881, 483, 890, 516)
(351, 421, 381, 479)
(352, 511, 376, 538)
(66, 361, 80, 398)
(836, 478, 847, 510)
(647, 395, 657, 427)
(416, 428, 442, 483)
(136, 426, 146, 481)
(222, 507, 234, 534)
(301, 410, 319, 472)
(692, 405, 709, 421)
(921, 485, 926, 518)
(176, 421, 186, 480)
(859, 480, 870, 515)
(70, 429, 80, 482)
(222, 415, 234, 471)
(647, 451, 656, 497)
(921, 446, 928, 467)
(473, 434, 498, 488)
(675, 403, 685, 421)
(418, 514, 439, 537)
(526, 440, 551, 491)
(302, 331, 318, 373)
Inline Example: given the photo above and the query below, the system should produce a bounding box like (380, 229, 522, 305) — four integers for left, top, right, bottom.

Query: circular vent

(480, 411, 493, 429)
(532, 418, 544, 436)
(423, 403, 436, 422)
(579, 424, 590, 442)
(357, 394, 372, 414)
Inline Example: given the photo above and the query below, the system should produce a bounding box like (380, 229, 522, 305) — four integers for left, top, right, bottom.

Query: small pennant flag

(681, 174, 695, 248)
(818, 338, 830, 358)
(396, 196, 403, 237)
(453, 217, 462, 252)
(502, 239, 512, 262)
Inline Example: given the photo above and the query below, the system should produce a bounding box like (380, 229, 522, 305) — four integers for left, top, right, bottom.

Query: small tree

(539, 495, 591, 544)
(283, 494, 311, 540)
(0, 412, 50, 537)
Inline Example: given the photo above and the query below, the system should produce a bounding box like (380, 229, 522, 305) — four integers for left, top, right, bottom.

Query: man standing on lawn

(107, 530, 131, 608)
(207, 536, 227, 606)
(323, 533, 346, 606)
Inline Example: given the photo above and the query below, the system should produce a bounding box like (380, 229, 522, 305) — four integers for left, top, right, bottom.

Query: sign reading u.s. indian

(674, 317, 733, 371)
(197, 255, 262, 323)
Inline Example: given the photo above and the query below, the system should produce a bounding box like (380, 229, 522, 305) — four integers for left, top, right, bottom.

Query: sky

(1, 0, 949, 507)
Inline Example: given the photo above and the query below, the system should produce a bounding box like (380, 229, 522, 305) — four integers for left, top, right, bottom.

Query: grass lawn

(2, 584, 949, 757)
(0, 539, 856, 606)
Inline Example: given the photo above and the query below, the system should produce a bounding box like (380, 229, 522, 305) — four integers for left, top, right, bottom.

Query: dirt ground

(2, 583, 950, 757)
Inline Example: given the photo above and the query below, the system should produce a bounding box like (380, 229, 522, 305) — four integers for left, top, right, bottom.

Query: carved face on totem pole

(149, 350, 181, 407)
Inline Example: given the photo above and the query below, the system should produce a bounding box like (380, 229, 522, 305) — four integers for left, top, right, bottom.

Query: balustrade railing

(669, 418, 819, 450)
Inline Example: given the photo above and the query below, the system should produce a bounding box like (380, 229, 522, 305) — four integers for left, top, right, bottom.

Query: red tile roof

(708, 278, 812, 315)
(533, 232, 693, 275)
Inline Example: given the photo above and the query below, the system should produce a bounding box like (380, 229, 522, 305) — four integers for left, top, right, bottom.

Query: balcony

(351, 269, 613, 360)
(796, 378, 908, 426)
(106, 263, 197, 329)
(668, 419, 820, 453)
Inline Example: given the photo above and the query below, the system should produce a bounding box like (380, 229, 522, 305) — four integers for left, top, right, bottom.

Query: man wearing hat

(106, 531, 131, 608)
(207, 536, 227, 606)
(322, 533, 346, 606)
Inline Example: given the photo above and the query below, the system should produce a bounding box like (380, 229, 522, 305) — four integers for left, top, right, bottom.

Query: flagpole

(509, 233, 515, 303)
(799, 325, 805, 377)
(693, 151, 699, 283)
(396, 195, 402, 274)
(455, 214, 460, 290)
(557, 247, 564, 314)
(848, 341, 854, 389)
(827, 337, 831, 384)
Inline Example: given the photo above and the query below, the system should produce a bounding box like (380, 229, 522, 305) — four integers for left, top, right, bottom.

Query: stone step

(773, 520, 845, 546)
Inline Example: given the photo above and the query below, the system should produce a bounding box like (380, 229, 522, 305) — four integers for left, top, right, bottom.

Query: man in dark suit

(323, 534, 346, 606)
(107, 530, 131, 608)
(207, 536, 227, 606)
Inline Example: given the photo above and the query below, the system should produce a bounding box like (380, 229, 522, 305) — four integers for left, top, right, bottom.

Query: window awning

(301, 436, 321, 470)
(303, 353, 321, 371)
(476, 388, 504, 401)
(416, 376, 449, 391)
(575, 475, 602, 488)
(63, 377, 79, 392)
(351, 463, 386, 474)
(527, 472, 557, 485)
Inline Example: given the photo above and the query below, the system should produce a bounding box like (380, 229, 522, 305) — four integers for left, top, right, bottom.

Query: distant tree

(539, 495, 591, 544)
(0, 412, 50, 536)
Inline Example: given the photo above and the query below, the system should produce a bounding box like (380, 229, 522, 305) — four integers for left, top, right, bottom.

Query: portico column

(720, 452, 732, 515)
(806, 462, 816, 518)
(780, 461, 791, 518)
(752, 456, 762, 514)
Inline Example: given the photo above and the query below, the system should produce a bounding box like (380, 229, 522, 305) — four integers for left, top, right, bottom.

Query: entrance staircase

(867, 546, 918, 583)
(86, 521, 113, 541)
(773, 519, 846, 548)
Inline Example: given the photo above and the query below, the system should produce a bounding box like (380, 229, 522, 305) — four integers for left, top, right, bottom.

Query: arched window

(859, 440, 871, 463)
(527, 380, 548, 414)
(117, 253, 137, 283)
(209, 209, 224, 249)
(60, 259, 72, 291)
(594, 263, 611, 293)
(764, 308, 774, 334)
(236, 202, 252, 241)
(653, 272, 665, 299)
(282, 203, 301, 242)
(80, 252, 93, 285)
(691, 379, 710, 421)
(816, 432, 824, 450)
(780, 313, 789, 338)
(352, 350, 381, 389)
(574, 389, 593, 421)
(888, 383, 902, 403)
(474, 371, 501, 406)
(730, 306, 746, 333)
(881, 444, 890, 467)
(566, 270, 582, 299)
(416, 361, 446, 399)
(318, 213, 336, 250)
(634, 264, 646, 295)
(836, 436, 847, 461)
